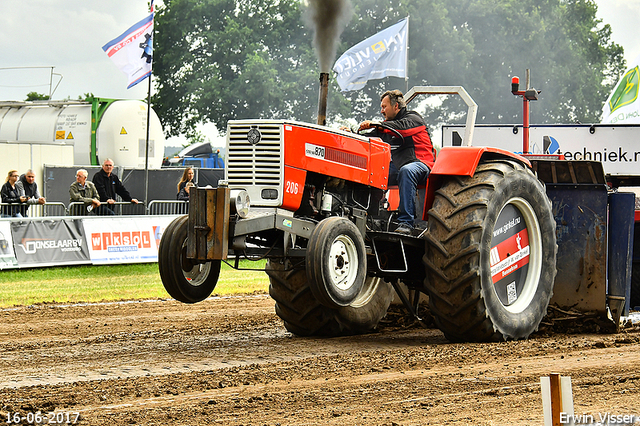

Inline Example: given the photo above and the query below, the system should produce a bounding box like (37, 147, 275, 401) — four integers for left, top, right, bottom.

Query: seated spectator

(69, 169, 101, 215)
(1, 170, 27, 217)
(92, 158, 139, 215)
(15, 169, 46, 217)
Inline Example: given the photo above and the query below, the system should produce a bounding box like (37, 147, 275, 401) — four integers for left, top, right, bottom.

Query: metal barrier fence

(1, 200, 187, 217)
(1, 202, 67, 218)
(67, 201, 147, 216)
(147, 200, 188, 215)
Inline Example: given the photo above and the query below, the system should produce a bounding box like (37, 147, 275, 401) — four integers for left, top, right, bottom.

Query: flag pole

(144, 2, 154, 209)
(144, 70, 151, 209)
(405, 15, 410, 94)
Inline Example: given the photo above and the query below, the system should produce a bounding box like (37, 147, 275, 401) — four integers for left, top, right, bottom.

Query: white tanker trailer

(0, 97, 165, 193)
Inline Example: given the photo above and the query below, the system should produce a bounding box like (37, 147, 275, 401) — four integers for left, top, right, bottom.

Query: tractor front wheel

(306, 217, 367, 308)
(158, 215, 221, 303)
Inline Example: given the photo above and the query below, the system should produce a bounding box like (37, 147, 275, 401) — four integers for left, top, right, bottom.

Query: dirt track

(1, 295, 639, 425)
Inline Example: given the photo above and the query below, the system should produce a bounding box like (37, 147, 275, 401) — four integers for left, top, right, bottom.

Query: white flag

(602, 53, 640, 124)
(103, 13, 154, 89)
(333, 18, 408, 92)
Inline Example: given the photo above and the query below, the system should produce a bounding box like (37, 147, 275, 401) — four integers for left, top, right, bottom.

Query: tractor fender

(422, 146, 531, 219)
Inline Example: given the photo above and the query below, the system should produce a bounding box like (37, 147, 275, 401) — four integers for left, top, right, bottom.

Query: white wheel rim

(181, 240, 211, 286)
(328, 235, 359, 291)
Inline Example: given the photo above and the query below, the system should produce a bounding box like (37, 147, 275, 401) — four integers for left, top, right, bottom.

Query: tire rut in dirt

(267, 259, 393, 337)
(423, 160, 557, 342)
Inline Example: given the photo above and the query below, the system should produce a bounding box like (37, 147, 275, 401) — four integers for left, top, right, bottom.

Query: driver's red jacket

(372, 107, 435, 170)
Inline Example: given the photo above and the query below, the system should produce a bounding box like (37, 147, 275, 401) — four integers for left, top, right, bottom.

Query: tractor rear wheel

(158, 215, 221, 303)
(267, 259, 393, 337)
(424, 160, 557, 342)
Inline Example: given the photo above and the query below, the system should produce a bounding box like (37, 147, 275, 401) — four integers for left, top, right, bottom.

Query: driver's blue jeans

(389, 161, 431, 226)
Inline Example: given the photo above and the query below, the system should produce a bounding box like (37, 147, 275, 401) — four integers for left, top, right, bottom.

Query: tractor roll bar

(404, 86, 478, 147)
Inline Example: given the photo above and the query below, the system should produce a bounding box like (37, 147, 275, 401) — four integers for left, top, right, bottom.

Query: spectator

(92, 158, 139, 215)
(176, 167, 196, 200)
(15, 169, 46, 217)
(178, 182, 195, 201)
(1, 170, 27, 217)
(69, 169, 101, 215)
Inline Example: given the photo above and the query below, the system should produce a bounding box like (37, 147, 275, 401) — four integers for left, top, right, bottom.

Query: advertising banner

(82, 216, 176, 264)
(442, 124, 640, 177)
(10, 219, 90, 267)
(0, 221, 18, 270)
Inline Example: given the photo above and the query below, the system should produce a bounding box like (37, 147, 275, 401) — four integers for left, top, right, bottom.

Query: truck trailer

(0, 97, 165, 194)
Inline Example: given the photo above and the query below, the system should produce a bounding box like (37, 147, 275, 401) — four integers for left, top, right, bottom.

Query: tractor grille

(226, 122, 283, 205)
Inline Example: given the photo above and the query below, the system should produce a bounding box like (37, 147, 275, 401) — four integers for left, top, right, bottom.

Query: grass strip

(0, 260, 269, 308)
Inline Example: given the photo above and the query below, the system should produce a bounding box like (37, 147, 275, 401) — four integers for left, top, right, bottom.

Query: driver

(359, 89, 436, 235)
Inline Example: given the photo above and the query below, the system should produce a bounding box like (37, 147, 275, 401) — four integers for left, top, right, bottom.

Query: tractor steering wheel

(358, 122, 405, 150)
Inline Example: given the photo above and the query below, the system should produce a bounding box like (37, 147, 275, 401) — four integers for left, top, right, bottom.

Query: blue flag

(333, 18, 408, 92)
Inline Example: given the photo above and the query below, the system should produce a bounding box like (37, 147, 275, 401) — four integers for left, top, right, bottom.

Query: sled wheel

(306, 216, 367, 308)
(158, 215, 221, 303)
(424, 160, 557, 342)
(267, 259, 393, 337)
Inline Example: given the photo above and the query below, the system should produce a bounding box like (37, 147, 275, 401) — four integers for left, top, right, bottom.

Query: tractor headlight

(230, 189, 250, 218)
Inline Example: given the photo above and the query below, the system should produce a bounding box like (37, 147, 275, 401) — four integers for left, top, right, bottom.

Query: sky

(1, 0, 640, 143)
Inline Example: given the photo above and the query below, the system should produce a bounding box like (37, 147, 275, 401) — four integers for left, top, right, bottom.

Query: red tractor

(158, 86, 558, 342)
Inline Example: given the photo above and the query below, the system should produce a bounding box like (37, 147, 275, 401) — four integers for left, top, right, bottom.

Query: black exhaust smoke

(306, 0, 352, 125)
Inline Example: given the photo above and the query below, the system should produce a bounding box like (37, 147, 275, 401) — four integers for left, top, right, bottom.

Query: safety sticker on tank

(490, 229, 530, 283)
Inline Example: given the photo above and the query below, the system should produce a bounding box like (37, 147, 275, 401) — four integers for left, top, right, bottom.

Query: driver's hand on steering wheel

(358, 120, 377, 131)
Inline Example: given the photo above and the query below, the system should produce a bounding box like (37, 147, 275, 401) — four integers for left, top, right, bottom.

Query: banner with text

(10, 219, 91, 267)
(82, 216, 175, 264)
(332, 18, 408, 92)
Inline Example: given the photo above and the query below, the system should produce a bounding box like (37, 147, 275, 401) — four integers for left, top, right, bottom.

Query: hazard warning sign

(55, 131, 65, 140)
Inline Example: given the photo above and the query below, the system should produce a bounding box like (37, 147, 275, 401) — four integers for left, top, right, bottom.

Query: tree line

(151, 0, 625, 138)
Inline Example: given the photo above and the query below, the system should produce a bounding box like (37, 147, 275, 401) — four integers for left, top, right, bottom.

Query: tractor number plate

(305, 143, 326, 160)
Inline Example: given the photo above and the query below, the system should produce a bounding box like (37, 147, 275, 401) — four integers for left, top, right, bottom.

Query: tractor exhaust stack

(317, 72, 329, 126)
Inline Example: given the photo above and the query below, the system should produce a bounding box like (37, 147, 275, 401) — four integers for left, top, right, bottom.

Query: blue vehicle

(164, 142, 224, 169)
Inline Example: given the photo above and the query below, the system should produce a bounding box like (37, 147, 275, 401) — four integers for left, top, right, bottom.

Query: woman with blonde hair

(176, 167, 196, 200)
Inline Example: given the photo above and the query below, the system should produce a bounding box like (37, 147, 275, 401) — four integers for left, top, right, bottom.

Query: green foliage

(25, 92, 50, 101)
(153, 0, 319, 137)
(152, 0, 625, 136)
(184, 130, 209, 148)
